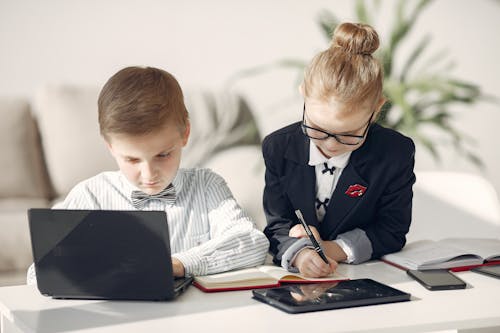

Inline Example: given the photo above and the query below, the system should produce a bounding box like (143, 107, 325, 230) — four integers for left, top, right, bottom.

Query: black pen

(294, 209, 329, 264)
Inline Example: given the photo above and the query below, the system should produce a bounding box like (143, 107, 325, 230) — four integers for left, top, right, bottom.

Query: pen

(294, 209, 329, 264)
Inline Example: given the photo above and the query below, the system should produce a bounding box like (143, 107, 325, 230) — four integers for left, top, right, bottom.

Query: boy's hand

(292, 248, 338, 278)
(289, 224, 321, 241)
(172, 257, 185, 277)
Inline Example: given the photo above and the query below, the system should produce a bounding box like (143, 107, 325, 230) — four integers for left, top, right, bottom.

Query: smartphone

(407, 269, 466, 291)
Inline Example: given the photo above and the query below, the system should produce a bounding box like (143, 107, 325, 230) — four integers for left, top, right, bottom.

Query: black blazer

(262, 122, 416, 265)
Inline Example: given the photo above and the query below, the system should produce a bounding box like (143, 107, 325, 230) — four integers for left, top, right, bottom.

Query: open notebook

(382, 238, 500, 271)
(193, 265, 347, 292)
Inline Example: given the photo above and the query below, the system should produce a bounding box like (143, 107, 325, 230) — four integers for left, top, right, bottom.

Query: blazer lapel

(282, 125, 319, 227)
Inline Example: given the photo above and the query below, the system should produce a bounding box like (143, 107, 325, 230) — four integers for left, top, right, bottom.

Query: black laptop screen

(29, 209, 181, 300)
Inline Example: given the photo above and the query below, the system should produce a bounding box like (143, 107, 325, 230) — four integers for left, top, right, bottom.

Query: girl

(262, 22, 416, 278)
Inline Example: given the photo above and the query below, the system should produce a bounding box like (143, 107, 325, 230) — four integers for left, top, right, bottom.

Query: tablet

(252, 278, 411, 314)
(471, 264, 500, 279)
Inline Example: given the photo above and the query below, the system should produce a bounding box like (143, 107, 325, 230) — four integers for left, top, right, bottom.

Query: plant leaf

(317, 9, 339, 41)
(384, 0, 433, 76)
(355, 0, 371, 24)
(400, 34, 431, 81)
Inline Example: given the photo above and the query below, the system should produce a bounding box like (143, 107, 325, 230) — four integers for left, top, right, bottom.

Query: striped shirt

(27, 168, 269, 284)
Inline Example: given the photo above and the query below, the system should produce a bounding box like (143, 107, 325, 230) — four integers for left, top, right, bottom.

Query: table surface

(1, 261, 500, 333)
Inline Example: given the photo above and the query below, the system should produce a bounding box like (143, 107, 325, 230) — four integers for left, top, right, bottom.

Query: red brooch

(345, 184, 367, 198)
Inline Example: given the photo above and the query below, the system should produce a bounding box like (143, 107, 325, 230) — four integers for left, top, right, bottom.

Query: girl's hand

(292, 248, 338, 278)
(289, 224, 348, 263)
(289, 224, 321, 242)
(172, 257, 185, 277)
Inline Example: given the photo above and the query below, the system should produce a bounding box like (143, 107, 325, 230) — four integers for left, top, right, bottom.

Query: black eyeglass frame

(301, 104, 374, 146)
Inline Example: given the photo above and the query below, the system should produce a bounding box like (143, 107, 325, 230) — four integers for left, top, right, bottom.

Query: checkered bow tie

(131, 184, 176, 209)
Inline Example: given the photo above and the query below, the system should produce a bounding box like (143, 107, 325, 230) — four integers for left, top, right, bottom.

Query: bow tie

(131, 184, 176, 209)
(321, 162, 336, 175)
(316, 197, 330, 210)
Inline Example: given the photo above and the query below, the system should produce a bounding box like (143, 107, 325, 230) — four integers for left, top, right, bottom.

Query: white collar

(308, 141, 351, 169)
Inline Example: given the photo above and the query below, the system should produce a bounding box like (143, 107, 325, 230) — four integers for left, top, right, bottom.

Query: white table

(1, 261, 499, 333)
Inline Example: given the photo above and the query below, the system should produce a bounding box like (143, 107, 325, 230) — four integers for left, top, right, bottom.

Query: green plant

(230, 0, 494, 166)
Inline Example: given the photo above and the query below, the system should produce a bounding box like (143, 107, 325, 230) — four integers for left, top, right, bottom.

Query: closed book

(193, 265, 347, 292)
(382, 238, 500, 271)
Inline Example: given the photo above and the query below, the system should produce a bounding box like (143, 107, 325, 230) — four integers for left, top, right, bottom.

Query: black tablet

(471, 264, 500, 279)
(252, 278, 411, 314)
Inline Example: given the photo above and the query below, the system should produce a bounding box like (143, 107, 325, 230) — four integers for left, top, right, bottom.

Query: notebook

(28, 209, 193, 301)
(193, 265, 347, 292)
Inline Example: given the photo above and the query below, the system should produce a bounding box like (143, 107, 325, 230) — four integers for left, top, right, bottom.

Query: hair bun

(331, 22, 379, 56)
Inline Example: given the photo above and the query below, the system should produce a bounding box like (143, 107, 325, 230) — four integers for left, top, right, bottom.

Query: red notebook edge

(193, 277, 349, 293)
(449, 260, 500, 272)
(380, 258, 409, 271)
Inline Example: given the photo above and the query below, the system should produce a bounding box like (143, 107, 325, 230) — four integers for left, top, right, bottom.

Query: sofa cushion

(0, 98, 52, 199)
(0, 198, 50, 272)
(203, 145, 266, 231)
(181, 88, 261, 167)
(35, 85, 117, 197)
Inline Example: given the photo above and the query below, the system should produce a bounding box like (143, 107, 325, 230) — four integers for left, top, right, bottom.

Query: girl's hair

(303, 22, 384, 109)
(98, 66, 189, 140)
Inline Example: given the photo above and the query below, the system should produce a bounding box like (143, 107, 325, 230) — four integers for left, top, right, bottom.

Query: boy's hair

(98, 66, 189, 140)
(303, 22, 383, 110)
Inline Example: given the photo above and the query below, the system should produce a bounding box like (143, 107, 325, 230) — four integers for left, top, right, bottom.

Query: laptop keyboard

(173, 277, 193, 293)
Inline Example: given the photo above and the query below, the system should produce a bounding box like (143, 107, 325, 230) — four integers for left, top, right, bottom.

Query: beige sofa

(0, 86, 266, 286)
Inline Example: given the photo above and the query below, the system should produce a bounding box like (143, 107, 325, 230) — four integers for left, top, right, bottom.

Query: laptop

(28, 209, 193, 301)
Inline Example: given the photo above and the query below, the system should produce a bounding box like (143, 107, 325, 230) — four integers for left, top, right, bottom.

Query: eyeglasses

(301, 104, 374, 146)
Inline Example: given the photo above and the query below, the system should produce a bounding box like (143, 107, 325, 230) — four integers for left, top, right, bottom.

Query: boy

(27, 66, 269, 284)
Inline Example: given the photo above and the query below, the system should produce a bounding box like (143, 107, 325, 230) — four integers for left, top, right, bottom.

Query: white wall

(1, 0, 500, 194)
